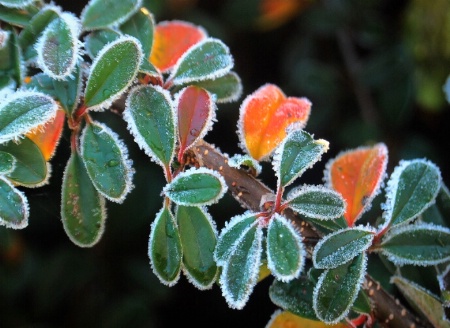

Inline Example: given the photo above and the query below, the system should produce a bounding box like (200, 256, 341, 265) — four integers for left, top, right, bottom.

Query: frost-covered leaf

(286, 185, 345, 220)
(0, 0, 33, 8)
(0, 29, 21, 86)
(61, 151, 106, 247)
(214, 211, 258, 265)
(80, 121, 134, 203)
(0, 90, 58, 143)
(0, 137, 48, 187)
(0, 176, 28, 229)
(313, 226, 375, 269)
(436, 184, 450, 223)
(149, 206, 182, 286)
(438, 264, 450, 307)
(84, 36, 143, 111)
(313, 253, 367, 324)
(219, 222, 263, 309)
(324, 143, 388, 227)
(266, 310, 348, 328)
(175, 86, 215, 162)
(238, 84, 311, 161)
(267, 213, 305, 282)
(379, 223, 450, 266)
(382, 159, 441, 227)
(176, 205, 218, 289)
(35, 12, 81, 80)
(228, 154, 262, 176)
(305, 216, 348, 234)
(150, 20, 207, 73)
(352, 289, 372, 315)
(81, 0, 142, 30)
(275, 130, 329, 187)
(0, 151, 15, 174)
(124, 85, 176, 168)
(392, 275, 450, 328)
(168, 38, 233, 86)
(0, 4, 36, 27)
(84, 29, 121, 59)
(163, 167, 227, 206)
(120, 7, 154, 58)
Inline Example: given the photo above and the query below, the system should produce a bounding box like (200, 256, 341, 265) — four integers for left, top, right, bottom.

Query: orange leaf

(26, 109, 65, 161)
(149, 20, 207, 73)
(239, 84, 311, 161)
(325, 143, 388, 227)
(267, 310, 348, 328)
(257, 0, 310, 31)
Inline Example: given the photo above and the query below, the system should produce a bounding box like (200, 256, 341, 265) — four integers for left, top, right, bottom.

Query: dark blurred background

(1, 0, 450, 327)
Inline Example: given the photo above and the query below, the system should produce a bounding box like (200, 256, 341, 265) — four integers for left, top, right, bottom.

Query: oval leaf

(80, 121, 134, 203)
(149, 206, 182, 286)
(0, 90, 58, 143)
(84, 28, 121, 60)
(239, 84, 311, 161)
(124, 85, 176, 168)
(176, 205, 218, 289)
(380, 223, 450, 266)
(0, 151, 16, 174)
(324, 143, 388, 227)
(61, 152, 106, 247)
(287, 185, 345, 220)
(267, 213, 305, 282)
(0, 5, 35, 27)
(120, 7, 154, 58)
(84, 36, 143, 111)
(383, 159, 441, 227)
(313, 253, 367, 324)
(313, 226, 375, 269)
(81, 0, 142, 30)
(0, 176, 28, 229)
(0, 0, 34, 8)
(163, 167, 227, 206)
(168, 38, 233, 86)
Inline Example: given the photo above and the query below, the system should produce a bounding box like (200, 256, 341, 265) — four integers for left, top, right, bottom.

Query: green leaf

(227, 154, 262, 176)
(164, 167, 227, 206)
(176, 205, 218, 289)
(313, 253, 367, 324)
(52, 64, 83, 115)
(119, 7, 154, 58)
(124, 85, 176, 168)
(0, 137, 48, 187)
(149, 206, 182, 286)
(352, 289, 371, 314)
(436, 184, 450, 224)
(84, 28, 121, 59)
(286, 185, 346, 220)
(392, 275, 450, 328)
(219, 223, 263, 309)
(84, 35, 143, 111)
(274, 129, 329, 187)
(80, 121, 134, 203)
(0, 0, 34, 8)
(0, 150, 15, 174)
(0, 4, 36, 27)
(382, 159, 441, 227)
(305, 216, 348, 234)
(61, 151, 106, 247)
(266, 213, 305, 282)
(168, 38, 234, 86)
(214, 212, 258, 265)
(0, 176, 28, 229)
(313, 227, 375, 269)
(380, 223, 450, 266)
(0, 90, 58, 143)
(0, 29, 21, 87)
(81, 0, 142, 31)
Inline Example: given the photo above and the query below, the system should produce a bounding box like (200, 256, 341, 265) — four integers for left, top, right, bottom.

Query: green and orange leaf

(266, 310, 347, 328)
(238, 84, 311, 161)
(324, 143, 388, 227)
(149, 20, 207, 73)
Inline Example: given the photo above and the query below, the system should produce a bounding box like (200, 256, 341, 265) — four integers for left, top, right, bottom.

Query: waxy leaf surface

(0, 176, 28, 229)
(0, 151, 15, 174)
(81, 0, 142, 30)
(0, 5, 35, 27)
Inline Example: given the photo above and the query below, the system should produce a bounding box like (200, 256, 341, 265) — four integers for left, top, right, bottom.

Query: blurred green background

(1, 0, 450, 327)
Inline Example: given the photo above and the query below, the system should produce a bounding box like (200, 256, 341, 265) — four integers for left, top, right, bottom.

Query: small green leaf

(164, 167, 227, 206)
(84, 36, 143, 111)
(382, 159, 441, 227)
(313, 253, 367, 324)
(0, 29, 21, 86)
(228, 154, 262, 176)
(274, 129, 329, 187)
(267, 213, 305, 282)
(352, 289, 371, 314)
(286, 185, 346, 220)
(61, 152, 106, 247)
(0, 137, 48, 187)
(119, 7, 154, 58)
(80, 121, 134, 203)
(35, 13, 80, 80)
(219, 223, 263, 309)
(81, 0, 142, 30)
(149, 206, 182, 286)
(0, 90, 58, 143)
(313, 226, 375, 269)
(392, 275, 450, 328)
(84, 28, 121, 59)
(176, 205, 218, 289)
(380, 223, 450, 266)
(0, 0, 34, 8)
(169, 38, 234, 86)
(0, 151, 15, 174)
(0, 176, 28, 229)
(52, 64, 83, 115)
(305, 216, 348, 234)
(214, 211, 258, 265)
(124, 85, 176, 168)
(436, 184, 450, 222)
(0, 4, 36, 27)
